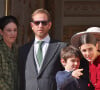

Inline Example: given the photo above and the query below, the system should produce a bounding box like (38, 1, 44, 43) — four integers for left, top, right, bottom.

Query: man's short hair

(32, 8, 51, 21)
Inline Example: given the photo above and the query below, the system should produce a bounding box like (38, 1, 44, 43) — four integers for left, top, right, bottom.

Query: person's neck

(35, 34, 48, 40)
(5, 41, 12, 48)
(65, 68, 72, 72)
(92, 51, 100, 62)
(97, 51, 100, 57)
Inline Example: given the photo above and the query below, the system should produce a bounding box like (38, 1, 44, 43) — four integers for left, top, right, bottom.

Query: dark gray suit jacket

(18, 39, 67, 90)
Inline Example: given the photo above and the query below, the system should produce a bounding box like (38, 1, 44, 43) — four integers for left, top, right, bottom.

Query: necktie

(36, 41, 43, 66)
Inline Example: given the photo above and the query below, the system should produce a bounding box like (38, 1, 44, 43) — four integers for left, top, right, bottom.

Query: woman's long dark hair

(79, 33, 97, 47)
(0, 15, 19, 30)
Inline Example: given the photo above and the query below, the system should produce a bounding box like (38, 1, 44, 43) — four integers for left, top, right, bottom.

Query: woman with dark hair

(71, 33, 100, 90)
(0, 15, 19, 90)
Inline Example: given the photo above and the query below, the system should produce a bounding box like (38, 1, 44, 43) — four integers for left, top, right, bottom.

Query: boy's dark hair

(0, 15, 19, 30)
(61, 45, 82, 62)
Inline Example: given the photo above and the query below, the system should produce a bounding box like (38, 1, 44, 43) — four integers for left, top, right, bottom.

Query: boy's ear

(61, 58, 66, 66)
(79, 47, 81, 50)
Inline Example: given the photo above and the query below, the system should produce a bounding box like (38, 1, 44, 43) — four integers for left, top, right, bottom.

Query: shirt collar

(34, 35, 50, 44)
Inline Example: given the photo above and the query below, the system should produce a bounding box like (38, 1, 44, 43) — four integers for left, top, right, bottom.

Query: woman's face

(80, 44, 98, 62)
(0, 22, 18, 47)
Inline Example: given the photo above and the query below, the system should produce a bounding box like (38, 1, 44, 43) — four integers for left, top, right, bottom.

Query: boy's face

(61, 56, 80, 71)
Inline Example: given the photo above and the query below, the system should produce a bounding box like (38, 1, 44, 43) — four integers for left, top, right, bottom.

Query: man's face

(31, 13, 52, 40)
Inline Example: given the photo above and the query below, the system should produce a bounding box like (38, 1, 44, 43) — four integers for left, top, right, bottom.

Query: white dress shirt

(34, 35, 50, 72)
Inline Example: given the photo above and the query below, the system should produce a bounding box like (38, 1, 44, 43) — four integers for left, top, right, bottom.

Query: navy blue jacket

(56, 71, 80, 90)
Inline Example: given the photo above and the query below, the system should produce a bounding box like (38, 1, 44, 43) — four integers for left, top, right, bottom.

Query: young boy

(56, 45, 83, 90)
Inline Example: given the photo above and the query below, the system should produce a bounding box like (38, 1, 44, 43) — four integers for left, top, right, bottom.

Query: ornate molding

(64, 1, 100, 17)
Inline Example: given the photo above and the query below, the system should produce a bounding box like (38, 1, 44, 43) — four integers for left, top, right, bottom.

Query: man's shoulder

(20, 40, 34, 49)
(50, 39, 68, 45)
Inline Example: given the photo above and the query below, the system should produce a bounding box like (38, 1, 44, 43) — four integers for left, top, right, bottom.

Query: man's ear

(30, 22, 34, 29)
(0, 29, 3, 36)
(61, 58, 66, 66)
(48, 21, 52, 30)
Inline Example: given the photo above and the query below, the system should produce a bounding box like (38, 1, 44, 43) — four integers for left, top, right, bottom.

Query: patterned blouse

(0, 40, 18, 90)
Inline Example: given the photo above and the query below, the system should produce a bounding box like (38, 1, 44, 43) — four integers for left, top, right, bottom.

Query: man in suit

(18, 8, 67, 90)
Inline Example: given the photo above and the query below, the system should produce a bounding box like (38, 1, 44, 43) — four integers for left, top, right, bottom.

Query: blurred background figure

(0, 16, 19, 90)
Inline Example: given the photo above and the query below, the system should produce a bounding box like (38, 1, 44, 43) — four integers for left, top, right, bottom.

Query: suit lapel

(33, 48, 39, 75)
(38, 40, 60, 77)
(23, 40, 38, 75)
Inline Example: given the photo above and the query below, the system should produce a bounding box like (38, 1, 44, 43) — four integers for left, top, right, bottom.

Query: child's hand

(72, 69, 83, 79)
